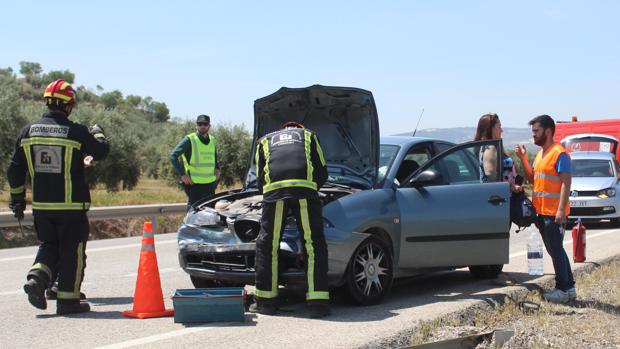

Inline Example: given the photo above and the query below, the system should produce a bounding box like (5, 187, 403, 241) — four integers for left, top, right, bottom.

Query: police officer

(250, 121, 330, 318)
(7, 79, 110, 315)
(170, 114, 220, 209)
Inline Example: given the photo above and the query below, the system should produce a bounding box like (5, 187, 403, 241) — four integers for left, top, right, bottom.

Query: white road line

(0, 290, 23, 296)
(509, 228, 616, 259)
(93, 324, 233, 349)
(122, 267, 182, 278)
(0, 239, 177, 263)
(0, 282, 90, 296)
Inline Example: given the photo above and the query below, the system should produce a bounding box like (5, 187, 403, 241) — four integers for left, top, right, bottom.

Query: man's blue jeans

(536, 215, 575, 291)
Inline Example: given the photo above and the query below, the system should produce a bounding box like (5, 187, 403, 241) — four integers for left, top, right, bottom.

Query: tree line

(0, 62, 252, 194)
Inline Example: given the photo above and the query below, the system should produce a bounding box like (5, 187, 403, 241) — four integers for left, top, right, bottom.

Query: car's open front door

(395, 140, 510, 268)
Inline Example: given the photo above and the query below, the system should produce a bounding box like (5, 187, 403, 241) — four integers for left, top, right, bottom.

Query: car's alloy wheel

(468, 264, 504, 279)
(345, 237, 393, 305)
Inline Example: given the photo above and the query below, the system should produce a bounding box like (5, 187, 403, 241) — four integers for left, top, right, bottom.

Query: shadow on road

(88, 297, 134, 306)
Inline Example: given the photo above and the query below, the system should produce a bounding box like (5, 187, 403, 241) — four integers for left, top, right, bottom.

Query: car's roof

(380, 135, 445, 147)
(570, 151, 616, 160)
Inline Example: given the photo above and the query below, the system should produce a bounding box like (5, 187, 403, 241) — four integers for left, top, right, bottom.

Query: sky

(1, 1, 619, 135)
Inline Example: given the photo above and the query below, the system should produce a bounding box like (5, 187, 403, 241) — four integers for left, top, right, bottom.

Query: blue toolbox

(172, 287, 246, 323)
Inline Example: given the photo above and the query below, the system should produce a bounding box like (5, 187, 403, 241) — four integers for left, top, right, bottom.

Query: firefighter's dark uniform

(254, 126, 329, 302)
(7, 111, 109, 303)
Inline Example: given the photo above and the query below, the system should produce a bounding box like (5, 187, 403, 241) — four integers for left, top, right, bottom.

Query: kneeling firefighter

(7, 79, 110, 315)
(251, 121, 330, 318)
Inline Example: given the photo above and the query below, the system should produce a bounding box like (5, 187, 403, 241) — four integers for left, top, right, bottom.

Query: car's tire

(344, 236, 394, 305)
(469, 264, 504, 279)
(190, 276, 244, 288)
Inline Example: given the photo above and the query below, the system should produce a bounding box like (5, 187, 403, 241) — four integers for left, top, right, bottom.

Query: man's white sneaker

(543, 289, 569, 303)
(567, 287, 577, 300)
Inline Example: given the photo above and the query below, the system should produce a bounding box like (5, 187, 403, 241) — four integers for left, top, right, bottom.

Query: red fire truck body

(554, 117, 620, 161)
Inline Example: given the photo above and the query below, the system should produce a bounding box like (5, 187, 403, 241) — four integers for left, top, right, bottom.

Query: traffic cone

(123, 221, 174, 319)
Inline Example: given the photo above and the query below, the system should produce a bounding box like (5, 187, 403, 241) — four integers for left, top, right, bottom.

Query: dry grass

(410, 258, 620, 348)
(1, 177, 242, 209)
(88, 177, 187, 206)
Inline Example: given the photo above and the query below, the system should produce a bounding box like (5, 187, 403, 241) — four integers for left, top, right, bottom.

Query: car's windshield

(572, 159, 614, 178)
(377, 144, 400, 184)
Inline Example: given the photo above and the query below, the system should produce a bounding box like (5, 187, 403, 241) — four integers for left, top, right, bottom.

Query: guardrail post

(152, 215, 158, 235)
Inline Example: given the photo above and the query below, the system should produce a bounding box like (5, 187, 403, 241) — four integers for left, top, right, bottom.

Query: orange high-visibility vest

(532, 143, 570, 216)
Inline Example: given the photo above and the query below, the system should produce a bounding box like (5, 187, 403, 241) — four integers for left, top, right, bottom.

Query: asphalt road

(1, 222, 619, 349)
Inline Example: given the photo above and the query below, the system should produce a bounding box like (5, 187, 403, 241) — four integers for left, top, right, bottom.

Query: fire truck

(554, 116, 620, 161)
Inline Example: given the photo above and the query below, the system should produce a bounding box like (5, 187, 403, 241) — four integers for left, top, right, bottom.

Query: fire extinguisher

(572, 218, 586, 262)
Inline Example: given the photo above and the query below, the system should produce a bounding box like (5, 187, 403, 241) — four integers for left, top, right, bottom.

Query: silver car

(568, 151, 620, 226)
(177, 85, 511, 304)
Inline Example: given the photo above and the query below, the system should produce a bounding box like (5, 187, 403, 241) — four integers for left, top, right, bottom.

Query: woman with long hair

(475, 113, 522, 193)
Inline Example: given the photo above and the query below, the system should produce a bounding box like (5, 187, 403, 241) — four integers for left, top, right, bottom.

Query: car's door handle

(488, 195, 506, 205)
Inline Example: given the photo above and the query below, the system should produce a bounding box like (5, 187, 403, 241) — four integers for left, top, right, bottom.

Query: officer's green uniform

(170, 132, 219, 208)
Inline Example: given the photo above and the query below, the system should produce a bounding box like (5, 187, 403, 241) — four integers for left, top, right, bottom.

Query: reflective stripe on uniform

(22, 144, 35, 181)
(57, 291, 81, 299)
(255, 288, 278, 299)
(313, 134, 326, 165)
(32, 202, 90, 210)
(533, 191, 561, 198)
(270, 200, 284, 296)
(262, 179, 318, 193)
(535, 173, 560, 181)
(10, 186, 25, 194)
(306, 291, 330, 300)
(64, 146, 73, 204)
(73, 241, 84, 297)
(30, 263, 52, 279)
(304, 130, 313, 182)
(299, 198, 316, 297)
(21, 137, 81, 149)
(261, 137, 271, 185)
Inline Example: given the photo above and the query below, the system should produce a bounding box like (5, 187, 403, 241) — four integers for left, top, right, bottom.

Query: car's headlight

(597, 188, 616, 198)
(185, 208, 220, 226)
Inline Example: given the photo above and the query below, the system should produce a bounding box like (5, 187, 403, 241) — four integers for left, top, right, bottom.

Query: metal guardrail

(0, 203, 187, 228)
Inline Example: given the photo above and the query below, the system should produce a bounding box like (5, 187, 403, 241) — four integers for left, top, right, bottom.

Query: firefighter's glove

(9, 194, 26, 220)
(89, 124, 106, 140)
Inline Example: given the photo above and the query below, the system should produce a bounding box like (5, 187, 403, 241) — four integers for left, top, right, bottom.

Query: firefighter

(7, 79, 110, 315)
(169, 114, 221, 209)
(250, 121, 330, 318)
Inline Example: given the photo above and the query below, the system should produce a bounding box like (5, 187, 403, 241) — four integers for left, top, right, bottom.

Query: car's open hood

(245, 85, 379, 189)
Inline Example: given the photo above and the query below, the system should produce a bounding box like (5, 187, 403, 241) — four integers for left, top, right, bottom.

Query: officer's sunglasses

(197, 123, 209, 126)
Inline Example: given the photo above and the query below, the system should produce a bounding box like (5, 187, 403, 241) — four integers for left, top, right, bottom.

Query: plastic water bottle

(527, 227, 544, 275)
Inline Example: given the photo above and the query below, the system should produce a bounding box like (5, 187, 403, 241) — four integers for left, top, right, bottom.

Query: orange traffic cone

(123, 221, 174, 319)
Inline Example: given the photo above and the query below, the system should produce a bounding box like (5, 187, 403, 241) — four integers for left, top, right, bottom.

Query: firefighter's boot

(248, 297, 278, 315)
(23, 276, 48, 310)
(57, 299, 91, 315)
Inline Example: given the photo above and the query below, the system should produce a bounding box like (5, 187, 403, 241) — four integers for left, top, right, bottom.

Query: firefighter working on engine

(250, 121, 330, 318)
(7, 79, 110, 315)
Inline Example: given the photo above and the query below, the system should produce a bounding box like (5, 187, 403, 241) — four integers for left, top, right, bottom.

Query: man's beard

(534, 133, 547, 146)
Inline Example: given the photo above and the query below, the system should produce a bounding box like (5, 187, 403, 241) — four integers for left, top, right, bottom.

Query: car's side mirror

(408, 169, 443, 187)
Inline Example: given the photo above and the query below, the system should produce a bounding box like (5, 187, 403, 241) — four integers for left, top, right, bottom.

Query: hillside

(394, 127, 535, 150)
